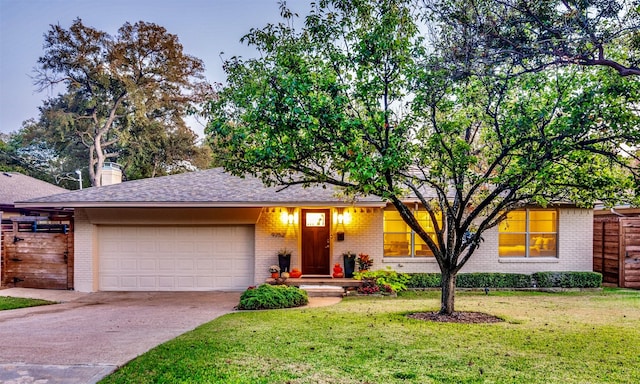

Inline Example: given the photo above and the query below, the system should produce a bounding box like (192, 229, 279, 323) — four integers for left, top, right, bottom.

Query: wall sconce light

(281, 207, 298, 225)
(333, 207, 351, 225)
(337, 207, 344, 224)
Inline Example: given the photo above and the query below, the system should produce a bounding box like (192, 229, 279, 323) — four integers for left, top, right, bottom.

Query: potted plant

(269, 265, 281, 279)
(342, 251, 356, 278)
(278, 248, 291, 273)
(357, 253, 373, 271)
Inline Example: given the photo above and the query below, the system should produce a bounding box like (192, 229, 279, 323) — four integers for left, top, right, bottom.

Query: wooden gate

(1, 220, 73, 290)
(593, 216, 640, 289)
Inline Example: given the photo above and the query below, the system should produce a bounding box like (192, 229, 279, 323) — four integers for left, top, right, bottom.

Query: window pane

(529, 234, 557, 257)
(415, 210, 441, 232)
(499, 210, 526, 233)
(414, 235, 434, 257)
(498, 234, 527, 257)
(383, 210, 409, 232)
(306, 212, 325, 227)
(384, 233, 410, 257)
(529, 210, 557, 233)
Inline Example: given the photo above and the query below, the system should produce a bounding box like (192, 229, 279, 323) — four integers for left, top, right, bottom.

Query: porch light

(281, 207, 298, 225)
(280, 208, 288, 224)
(334, 207, 351, 225)
(337, 207, 344, 224)
(344, 209, 352, 225)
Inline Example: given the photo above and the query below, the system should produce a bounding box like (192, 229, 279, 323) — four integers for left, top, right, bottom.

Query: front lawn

(101, 288, 640, 384)
(0, 296, 53, 311)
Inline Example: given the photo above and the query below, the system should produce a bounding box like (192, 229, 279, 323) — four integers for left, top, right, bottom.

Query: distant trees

(31, 18, 212, 186)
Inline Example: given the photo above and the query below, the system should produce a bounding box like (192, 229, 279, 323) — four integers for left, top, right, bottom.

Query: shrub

(406, 273, 441, 288)
(356, 253, 373, 271)
(457, 273, 532, 288)
(357, 279, 381, 295)
(238, 284, 308, 310)
(533, 272, 602, 288)
(406, 272, 601, 289)
(355, 267, 410, 293)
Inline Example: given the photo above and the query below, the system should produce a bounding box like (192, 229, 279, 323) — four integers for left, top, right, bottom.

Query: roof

(16, 168, 385, 208)
(0, 172, 68, 207)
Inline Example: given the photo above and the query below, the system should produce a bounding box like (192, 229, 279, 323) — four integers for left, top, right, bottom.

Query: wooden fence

(1, 219, 73, 290)
(594, 216, 640, 289)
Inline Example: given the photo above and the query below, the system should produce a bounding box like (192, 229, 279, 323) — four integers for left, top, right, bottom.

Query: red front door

(301, 209, 331, 275)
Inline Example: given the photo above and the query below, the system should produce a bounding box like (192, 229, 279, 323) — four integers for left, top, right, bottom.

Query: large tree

(34, 18, 212, 186)
(207, 0, 639, 314)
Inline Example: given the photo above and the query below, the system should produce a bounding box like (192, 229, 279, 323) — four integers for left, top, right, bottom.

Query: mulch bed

(407, 311, 504, 324)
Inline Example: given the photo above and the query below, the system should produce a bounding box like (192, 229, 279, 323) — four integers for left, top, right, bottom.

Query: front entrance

(301, 209, 331, 275)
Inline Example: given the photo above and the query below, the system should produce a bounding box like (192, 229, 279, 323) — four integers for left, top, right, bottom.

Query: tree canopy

(208, 0, 639, 314)
(426, 0, 640, 76)
(33, 18, 212, 186)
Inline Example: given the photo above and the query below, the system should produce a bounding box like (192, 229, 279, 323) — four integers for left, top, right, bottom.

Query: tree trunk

(440, 269, 457, 315)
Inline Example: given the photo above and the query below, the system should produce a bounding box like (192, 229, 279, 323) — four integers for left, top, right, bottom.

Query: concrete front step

(299, 285, 345, 297)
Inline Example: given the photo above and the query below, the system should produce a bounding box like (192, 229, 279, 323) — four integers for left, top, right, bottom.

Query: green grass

(101, 288, 640, 384)
(0, 296, 54, 310)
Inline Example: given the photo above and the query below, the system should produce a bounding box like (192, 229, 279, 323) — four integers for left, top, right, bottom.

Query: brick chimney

(101, 162, 123, 185)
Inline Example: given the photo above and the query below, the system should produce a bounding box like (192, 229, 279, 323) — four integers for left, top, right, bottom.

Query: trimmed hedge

(532, 272, 602, 288)
(238, 284, 309, 310)
(407, 272, 602, 289)
(458, 273, 532, 288)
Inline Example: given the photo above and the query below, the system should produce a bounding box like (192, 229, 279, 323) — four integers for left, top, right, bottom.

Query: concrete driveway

(0, 289, 241, 383)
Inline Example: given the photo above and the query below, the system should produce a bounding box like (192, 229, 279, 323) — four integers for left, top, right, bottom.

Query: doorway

(301, 209, 331, 275)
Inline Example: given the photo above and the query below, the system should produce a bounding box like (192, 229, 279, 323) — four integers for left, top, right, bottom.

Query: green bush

(406, 272, 601, 289)
(533, 272, 602, 288)
(457, 273, 532, 288)
(238, 284, 308, 310)
(406, 273, 441, 288)
(354, 267, 410, 293)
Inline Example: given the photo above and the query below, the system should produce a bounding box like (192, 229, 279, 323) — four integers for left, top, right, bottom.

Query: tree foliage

(33, 18, 212, 186)
(425, 0, 640, 76)
(0, 124, 69, 186)
(206, 0, 639, 314)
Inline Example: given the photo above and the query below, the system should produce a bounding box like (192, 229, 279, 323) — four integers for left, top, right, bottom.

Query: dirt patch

(407, 311, 503, 324)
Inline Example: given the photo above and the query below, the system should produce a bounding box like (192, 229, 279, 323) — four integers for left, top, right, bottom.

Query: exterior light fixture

(281, 207, 298, 225)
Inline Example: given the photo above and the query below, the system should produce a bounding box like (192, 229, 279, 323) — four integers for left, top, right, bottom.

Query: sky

(0, 0, 310, 137)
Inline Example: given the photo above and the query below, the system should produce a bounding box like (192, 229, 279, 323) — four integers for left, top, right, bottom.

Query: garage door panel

(99, 225, 254, 291)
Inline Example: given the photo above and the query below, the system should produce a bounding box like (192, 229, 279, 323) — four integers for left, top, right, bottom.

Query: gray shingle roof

(17, 168, 385, 208)
(0, 172, 68, 206)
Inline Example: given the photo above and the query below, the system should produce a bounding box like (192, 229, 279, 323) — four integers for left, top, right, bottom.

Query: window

(305, 212, 325, 227)
(383, 208, 440, 257)
(498, 209, 558, 257)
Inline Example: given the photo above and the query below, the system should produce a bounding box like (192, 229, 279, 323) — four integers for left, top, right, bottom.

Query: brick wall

(73, 208, 97, 292)
(254, 208, 299, 284)
(332, 207, 382, 266)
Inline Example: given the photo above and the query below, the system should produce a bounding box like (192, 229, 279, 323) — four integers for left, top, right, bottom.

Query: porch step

(299, 285, 345, 297)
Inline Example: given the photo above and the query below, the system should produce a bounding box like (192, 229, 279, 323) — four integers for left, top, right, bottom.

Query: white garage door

(98, 225, 254, 291)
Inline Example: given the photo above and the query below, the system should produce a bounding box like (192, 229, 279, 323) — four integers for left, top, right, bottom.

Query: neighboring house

(0, 172, 73, 289)
(16, 168, 593, 292)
